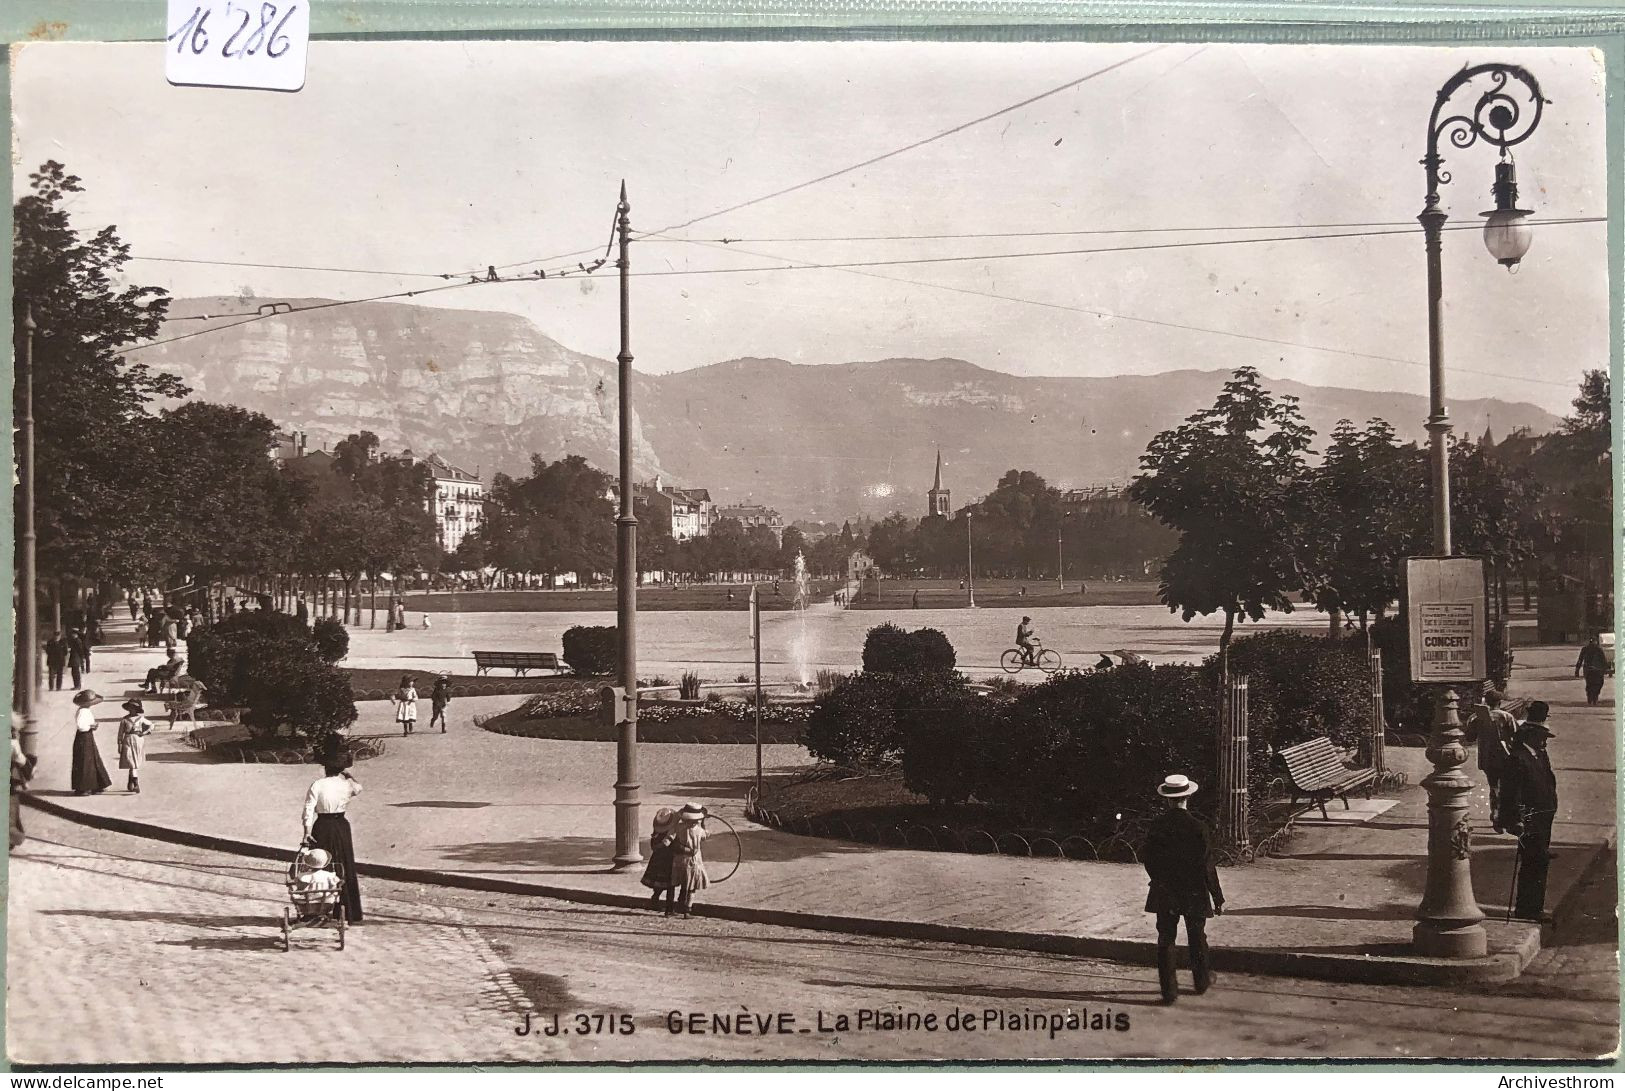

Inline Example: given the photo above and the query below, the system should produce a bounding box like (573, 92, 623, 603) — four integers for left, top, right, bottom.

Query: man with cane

(1495, 701, 1558, 924)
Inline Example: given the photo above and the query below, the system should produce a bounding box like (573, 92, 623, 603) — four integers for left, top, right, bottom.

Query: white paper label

(165, 0, 308, 91)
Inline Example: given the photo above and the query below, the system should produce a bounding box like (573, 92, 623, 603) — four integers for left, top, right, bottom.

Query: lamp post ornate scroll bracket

(1412, 63, 1545, 959)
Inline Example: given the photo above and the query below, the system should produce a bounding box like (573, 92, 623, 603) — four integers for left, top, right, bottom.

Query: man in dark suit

(1141, 773, 1225, 1003)
(1496, 704, 1559, 923)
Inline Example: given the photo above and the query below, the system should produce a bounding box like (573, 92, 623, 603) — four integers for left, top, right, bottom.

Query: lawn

(844, 577, 1162, 609)
(406, 581, 845, 613)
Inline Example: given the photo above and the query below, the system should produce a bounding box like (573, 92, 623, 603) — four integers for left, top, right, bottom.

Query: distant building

(718, 502, 785, 545)
(628, 476, 715, 542)
(409, 451, 484, 555)
(848, 549, 877, 581)
(926, 449, 951, 517)
(272, 429, 310, 462)
(1059, 484, 1138, 518)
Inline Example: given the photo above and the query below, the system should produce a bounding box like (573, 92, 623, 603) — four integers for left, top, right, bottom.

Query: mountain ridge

(142, 298, 1561, 521)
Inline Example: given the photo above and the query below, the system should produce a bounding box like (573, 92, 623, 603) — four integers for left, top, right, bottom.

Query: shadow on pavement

(1223, 904, 1415, 922)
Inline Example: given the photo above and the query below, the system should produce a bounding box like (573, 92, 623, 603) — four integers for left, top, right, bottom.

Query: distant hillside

(144, 298, 1560, 520)
(636, 356, 1560, 520)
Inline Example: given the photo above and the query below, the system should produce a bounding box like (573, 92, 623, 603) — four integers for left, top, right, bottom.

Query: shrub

(1207, 630, 1372, 752)
(900, 689, 1005, 806)
(185, 628, 356, 747)
(813, 669, 845, 695)
(241, 655, 358, 741)
(311, 617, 349, 664)
(861, 623, 956, 674)
(679, 672, 702, 700)
(1371, 616, 1434, 736)
(562, 626, 618, 676)
(804, 669, 972, 768)
(202, 609, 309, 641)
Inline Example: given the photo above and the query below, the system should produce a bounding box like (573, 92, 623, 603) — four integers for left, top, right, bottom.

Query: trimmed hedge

(827, 628, 1379, 838)
(860, 623, 956, 674)
(804, 668, 969, 767)
(186, 611, 357, 746)
(562, 625, 617, 676)
(312, 616, 349, 664)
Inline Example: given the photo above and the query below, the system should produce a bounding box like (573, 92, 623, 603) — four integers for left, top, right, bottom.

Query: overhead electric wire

(652, 233, 1589, 390)
(623, 217, 1604, 277)
(121, 246, 611, 353)
(127, 255, 452, 279)
(661, 216, 1602, 245)
(468, 45, 1172, 279)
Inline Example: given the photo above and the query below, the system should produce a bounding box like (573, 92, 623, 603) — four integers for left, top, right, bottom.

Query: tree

(866, 513, 917, 575)
(14, 161, 183, 589)
(1129, 367, 1314, 675)
(144, 402, 308, 590)
(1299, 420, 1427, 628)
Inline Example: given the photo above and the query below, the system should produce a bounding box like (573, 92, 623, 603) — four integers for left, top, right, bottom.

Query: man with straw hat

(1141, 773, 1225, 1004)
(70, 690, 113, 796)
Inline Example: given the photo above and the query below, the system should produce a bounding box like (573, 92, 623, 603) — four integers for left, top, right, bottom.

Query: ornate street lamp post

(1413, 63, 1544, 958)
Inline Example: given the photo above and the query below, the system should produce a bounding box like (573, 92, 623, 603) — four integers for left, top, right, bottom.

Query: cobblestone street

(8, 812, 1616, 1065)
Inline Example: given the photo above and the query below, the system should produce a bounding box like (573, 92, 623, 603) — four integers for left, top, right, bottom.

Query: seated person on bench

(143, 653, 185, 693)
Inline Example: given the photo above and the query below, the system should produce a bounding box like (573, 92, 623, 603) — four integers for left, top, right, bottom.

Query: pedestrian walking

(141, 592, 152, 618)
(127, 593, 139, 622)
(175, 612, 190, 641)
(429, 674, 451, 732)
(393, 600, 406, 632)
(302, 749, 364, 923)
(670, 803, 710, 918)
(1496, 703, 1558, 923)
(44, 631, 68, 691)
(912, 590, 920, 608)
(394, 675, 419, 735)
(162, 613, 179, 656)
(641, 806, 679, 915)
(11, 723, 34, 849)
(1574, 636, 1609, 706)
(295, 597, 310, 627)
(1465, 689, 1518, 831)
(70, 690, 113, 796)
(66, 628, 90, 690)
(116, 700, 153, 794)
(1140, 774, 1225, 1004)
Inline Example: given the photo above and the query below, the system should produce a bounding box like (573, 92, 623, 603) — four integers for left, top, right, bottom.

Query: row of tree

(15, 160, 439, 624)
(1130, 366, 1611, 669)
(446, 454, 866, 582)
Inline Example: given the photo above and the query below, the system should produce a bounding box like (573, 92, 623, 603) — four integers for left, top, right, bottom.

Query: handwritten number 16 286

(168, 3, 299, 60)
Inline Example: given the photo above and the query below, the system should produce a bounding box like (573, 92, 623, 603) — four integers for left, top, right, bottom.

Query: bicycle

(1001, 644, 1061, 674)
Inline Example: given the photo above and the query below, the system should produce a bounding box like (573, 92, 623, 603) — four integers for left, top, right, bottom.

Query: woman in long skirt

(302, 752, 364, 922)
(70, 691, 112, 796)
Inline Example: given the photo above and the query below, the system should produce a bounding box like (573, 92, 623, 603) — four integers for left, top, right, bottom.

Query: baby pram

(280, 844, 348, 951)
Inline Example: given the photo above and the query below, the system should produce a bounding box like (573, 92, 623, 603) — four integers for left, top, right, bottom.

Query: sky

(10, 40, 1612, 415)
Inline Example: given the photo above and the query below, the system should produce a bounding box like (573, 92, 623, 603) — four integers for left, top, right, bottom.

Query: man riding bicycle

(1016, 616, 1041, 666)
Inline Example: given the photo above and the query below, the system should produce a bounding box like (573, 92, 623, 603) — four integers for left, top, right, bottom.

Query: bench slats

(472, 650, 564, 676)
(1277, 736, 1377, 819)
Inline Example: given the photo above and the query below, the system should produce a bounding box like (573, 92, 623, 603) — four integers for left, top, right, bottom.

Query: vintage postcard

(6, 35, 1616, 1069)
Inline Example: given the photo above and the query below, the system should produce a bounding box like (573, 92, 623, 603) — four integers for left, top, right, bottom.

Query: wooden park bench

(165, 685, 206, 727)
(472, 650, 566, 677)
(1277, 736, 1379, 820)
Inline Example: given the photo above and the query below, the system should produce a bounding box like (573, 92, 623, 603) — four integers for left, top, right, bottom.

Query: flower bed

(483, 685, 811, 744)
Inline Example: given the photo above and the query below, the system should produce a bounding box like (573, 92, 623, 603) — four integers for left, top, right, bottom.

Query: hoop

(706, 812, 745, 884)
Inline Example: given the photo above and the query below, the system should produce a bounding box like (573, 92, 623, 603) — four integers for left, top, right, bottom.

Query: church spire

(927, 448, 950, 517)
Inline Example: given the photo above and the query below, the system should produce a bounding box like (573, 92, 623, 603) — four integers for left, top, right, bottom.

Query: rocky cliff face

(146, 298, 1560, 519)
(144, 296, 663, 481)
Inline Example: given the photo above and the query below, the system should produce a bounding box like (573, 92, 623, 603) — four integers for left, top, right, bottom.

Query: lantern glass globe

(1482, 207, 1534, 269)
